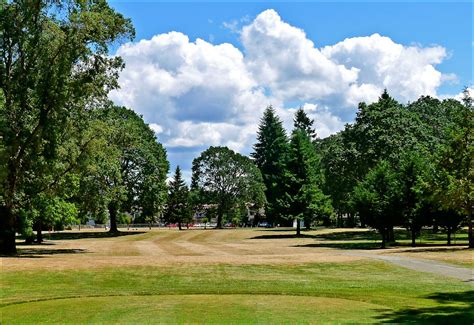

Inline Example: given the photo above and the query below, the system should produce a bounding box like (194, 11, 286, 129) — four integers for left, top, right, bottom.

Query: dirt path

(345, 251, 473, 282)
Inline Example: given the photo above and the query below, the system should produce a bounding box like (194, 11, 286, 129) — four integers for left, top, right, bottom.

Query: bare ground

(1, 229, 364, 271)
(2, 228, 472, 281)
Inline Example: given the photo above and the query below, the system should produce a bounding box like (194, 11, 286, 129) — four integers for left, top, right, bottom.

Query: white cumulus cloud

(110, 9, 456, 177)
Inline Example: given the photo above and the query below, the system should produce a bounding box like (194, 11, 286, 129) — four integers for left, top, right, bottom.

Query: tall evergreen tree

(165, 166, 191, 230)
(294, 107, 317, 140)
(286, 130, 333, 236)
(252, 106, 291, 225)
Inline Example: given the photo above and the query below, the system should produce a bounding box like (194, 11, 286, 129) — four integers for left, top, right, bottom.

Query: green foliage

(294, 107, 317, 140)
(192, 146, 266, 228)
(0, 0, 134, 253)
(77, 105, 169, 231)
(165, 166, 192, 229)
(252, 106, 291, 224)
(352, 160, 402, 247)
(397, 151, 434, 244)
(285, 130, 333, 233)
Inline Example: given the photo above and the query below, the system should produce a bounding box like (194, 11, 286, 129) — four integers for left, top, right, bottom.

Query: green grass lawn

(2, 261, 472, 324)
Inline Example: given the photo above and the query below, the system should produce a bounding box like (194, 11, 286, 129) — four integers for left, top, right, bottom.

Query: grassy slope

(2, 261, 472, 324)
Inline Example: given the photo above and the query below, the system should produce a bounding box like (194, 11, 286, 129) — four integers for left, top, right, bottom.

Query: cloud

(222, 15, 251, 34)
(110, 9, 455, 179)
(241, 9, 358, 104)
(322, 33, 448, 104)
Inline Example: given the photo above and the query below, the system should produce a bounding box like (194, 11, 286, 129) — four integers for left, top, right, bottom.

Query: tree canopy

(0, 0, 135, 254)
(192, 146, 266, 228)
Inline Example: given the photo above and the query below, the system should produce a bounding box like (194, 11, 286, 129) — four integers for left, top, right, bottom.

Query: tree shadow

(6, 248, 89, 258)
(254, 228, 300, 232)
(251, 234, 318, 239)
(16, 241, 56, 246)
(43, 231, 145, 240)
(295, 242, 382, 250)
(376, 290, 474, 323)
(385, 246, 469, 254)
(315, 230, 380, 241)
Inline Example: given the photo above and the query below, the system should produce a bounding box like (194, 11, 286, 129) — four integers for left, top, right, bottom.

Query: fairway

(1, 228, 473, 323)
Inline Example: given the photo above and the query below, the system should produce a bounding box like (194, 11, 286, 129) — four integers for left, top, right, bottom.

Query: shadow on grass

(385, 246, 469, 253)
(254, 229, 469, 251)
(251, 234, 319, 239)
(43, 231, 145, 240)
(16, 241, 56, 246)
(376, 290, 474, 323)
(315, 230, 380, 241)
(295, 242, 382, 250)
(295, 241, 468, 251)
(12, 248, 88, 258)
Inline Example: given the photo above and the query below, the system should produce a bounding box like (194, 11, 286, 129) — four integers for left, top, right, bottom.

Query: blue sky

(111, 1, 472, 95)
(108, 1, 473, 180)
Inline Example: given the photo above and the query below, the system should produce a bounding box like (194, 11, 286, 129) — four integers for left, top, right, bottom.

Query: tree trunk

(468, 206, 473, 248)
(108, 201, 118, 233)
(387, 227, 395, 243)
(411, 228, 416, 247)
(447, 228, 451, 246)
(347, 213, 354, 227)
(432, 224, 438, 233)
(305, 218, 311, 230)
(178, 221, 182, 230)
(36, 220, 43, 243)
(380, 229, 386, 249)
(216, 210, 223, 229)
(0, 205, 17, 255)
(296, 219, 301, 237)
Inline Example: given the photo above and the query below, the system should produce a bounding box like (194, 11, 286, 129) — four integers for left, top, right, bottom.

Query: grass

(2, 262, 472, 323)
(1, 228, 472, 323)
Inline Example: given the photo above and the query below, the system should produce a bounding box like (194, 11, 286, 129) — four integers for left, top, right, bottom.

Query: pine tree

(252, 106, 291, 225)
(286, 130, 333, 235)
(294, 107, 317, 140)
(165, 166, 191, 230)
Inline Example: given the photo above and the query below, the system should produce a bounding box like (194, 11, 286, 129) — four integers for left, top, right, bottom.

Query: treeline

(1, 1, 472, 255)
(249, 90, 472, 248)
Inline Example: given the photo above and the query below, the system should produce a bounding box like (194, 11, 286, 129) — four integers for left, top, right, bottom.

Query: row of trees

(252, 107, 333, 235)
(164, 147, 266, 230)
(248, 90, 472, 247)
(168, 107, 335, 235)
(1, 1, 471, 254)
(318, 90, 472, 247)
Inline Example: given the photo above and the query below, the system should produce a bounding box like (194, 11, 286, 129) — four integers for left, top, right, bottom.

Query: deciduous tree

(0, 0, 134, 254)
(192, 146, 266, 229)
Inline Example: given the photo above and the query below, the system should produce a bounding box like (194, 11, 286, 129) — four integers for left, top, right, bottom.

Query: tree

(285, 130, 333, 236)
(432, 88, 473, 247)
(252, 106, 291, 225)
(294, 107, 317, 140)
(165, 166, 192, 230)
(0, 0, 134, 254)
(88, 105, 168, 233)
(319, 130, 359, 226)
(352, 160, 403, 248)
(192, 146, 266, 229)
(397, 151, 432, 247)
